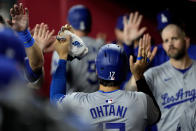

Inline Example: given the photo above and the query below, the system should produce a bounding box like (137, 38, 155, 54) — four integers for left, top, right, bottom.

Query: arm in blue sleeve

(123, 43, 134, 57)
(50, 59, 67, 105)
(24, 58, 42, 82)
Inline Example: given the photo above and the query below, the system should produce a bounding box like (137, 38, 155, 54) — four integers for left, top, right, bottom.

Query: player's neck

(99, 84, 120, 92)
(170, 54, 192, 69)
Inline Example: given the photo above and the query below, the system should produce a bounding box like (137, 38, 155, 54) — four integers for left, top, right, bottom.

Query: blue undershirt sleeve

(50, 59, 67, 105)
(24, 58, 42, 82)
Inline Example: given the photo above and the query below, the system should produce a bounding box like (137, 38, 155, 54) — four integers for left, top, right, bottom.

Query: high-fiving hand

(33, 23, 55, 52)
(129, 34, 157, 81)
(9, 3, 29, 31)
(54, 25, 72, 60)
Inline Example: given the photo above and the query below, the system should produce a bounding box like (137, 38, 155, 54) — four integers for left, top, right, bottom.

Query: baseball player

(143, 24, 196, 131)
(176, 102, 196, 131)
(51, 5, 103, 93)
(50, 31, 161, 130)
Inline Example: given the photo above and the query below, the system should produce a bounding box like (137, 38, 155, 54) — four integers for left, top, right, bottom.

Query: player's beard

(167, 43, 186, 60)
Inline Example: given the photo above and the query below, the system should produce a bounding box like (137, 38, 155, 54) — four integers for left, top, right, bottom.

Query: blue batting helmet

(67, 5, 92, 32)
(0, 27, 26, 65)
(95, 44, 128, 81)
(0, 56, 22, 88)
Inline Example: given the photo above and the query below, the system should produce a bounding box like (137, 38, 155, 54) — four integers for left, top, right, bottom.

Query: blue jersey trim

(173, 64, 192, 74)
(98, 89, 120, 93)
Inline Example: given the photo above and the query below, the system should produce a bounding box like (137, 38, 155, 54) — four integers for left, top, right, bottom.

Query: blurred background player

(50, 30, 161, 130)
(6, 3, 55, 89)
(7, 3, 44, 88)
(0, 13, 87, 131)
(51, 5, 104, 93)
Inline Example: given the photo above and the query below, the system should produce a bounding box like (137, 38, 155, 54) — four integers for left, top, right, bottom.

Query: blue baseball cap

(157, 10, 172, 31)
(116, 15, 129, 31)
(0, 56, 22, 88)
(67, 5, 92, 32)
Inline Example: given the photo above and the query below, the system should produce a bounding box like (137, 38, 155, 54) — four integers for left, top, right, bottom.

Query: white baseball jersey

(177, 102, 196, 131)
(58, 90, 160, 131)
(144, 60, 196, 131)
(51, 36, 103, 93)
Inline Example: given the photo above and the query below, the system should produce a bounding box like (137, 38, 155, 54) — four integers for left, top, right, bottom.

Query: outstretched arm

(129, 34, 160, 123)
(50, 25, 71, 104)
(9, 3, 44, 73)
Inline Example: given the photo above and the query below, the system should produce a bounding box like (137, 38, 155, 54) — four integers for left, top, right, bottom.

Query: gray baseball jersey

(51, 36, 103, 93)
(144, 60, 196, 131)
(177, 102, 196, 131)
(58, 90, 160, 131)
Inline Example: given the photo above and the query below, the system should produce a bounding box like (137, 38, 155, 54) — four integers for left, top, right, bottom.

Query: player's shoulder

(125, 91, 147, 100)
(59, 92, 89, 103)
(81, 36, 96, 44)
(145, 61, 170, 75)
(191, 60, 196, 66)
(82, 36, 102, 49)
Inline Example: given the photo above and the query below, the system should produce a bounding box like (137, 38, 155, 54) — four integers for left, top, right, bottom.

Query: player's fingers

(137, 39, 142, 58)
(150, 46, 158, 61)
(129, 55, 134, 71)
(136, 15, 143, 26)
(69, 25, 74, 33)
(146, 34, 151, 53)
(139, 27, 147, 36)
(48, 29, 55, 39)
(45, 30, 49, 39)
(19, 3, 24, 15)
(123, 15, 128, 28)
(129, 12, 133, 24)
(14, 4, 20, 15)
(38, 23, 44, 37)
(42, 24, 47, 38)
(132, 12, 139, 24)
(10, 8, 15, 17)
(24, 8, 29, 17)
(34, 24, 39, 36)
(45, 24, 48, 30)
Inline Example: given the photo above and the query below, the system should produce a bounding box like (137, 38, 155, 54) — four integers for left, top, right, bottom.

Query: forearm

(136, 78, 161, 122)
(25, 43, 44, 71)
(17, 29, 44, 71)
(50, 60, 67, 104)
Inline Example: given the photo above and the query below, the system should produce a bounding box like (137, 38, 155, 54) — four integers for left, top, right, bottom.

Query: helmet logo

(80, 21, 85, 30)
(161, 14, 168, 23)
(109, 71, 115, 80)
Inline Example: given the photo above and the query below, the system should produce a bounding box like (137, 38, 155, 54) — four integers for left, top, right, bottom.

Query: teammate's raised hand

(129, 34, 157, 80)
(123, 12, 147, 46)
(33, 23, 55, 52)
(54, 34, 71, 60)
(9, 3, 29, 31)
